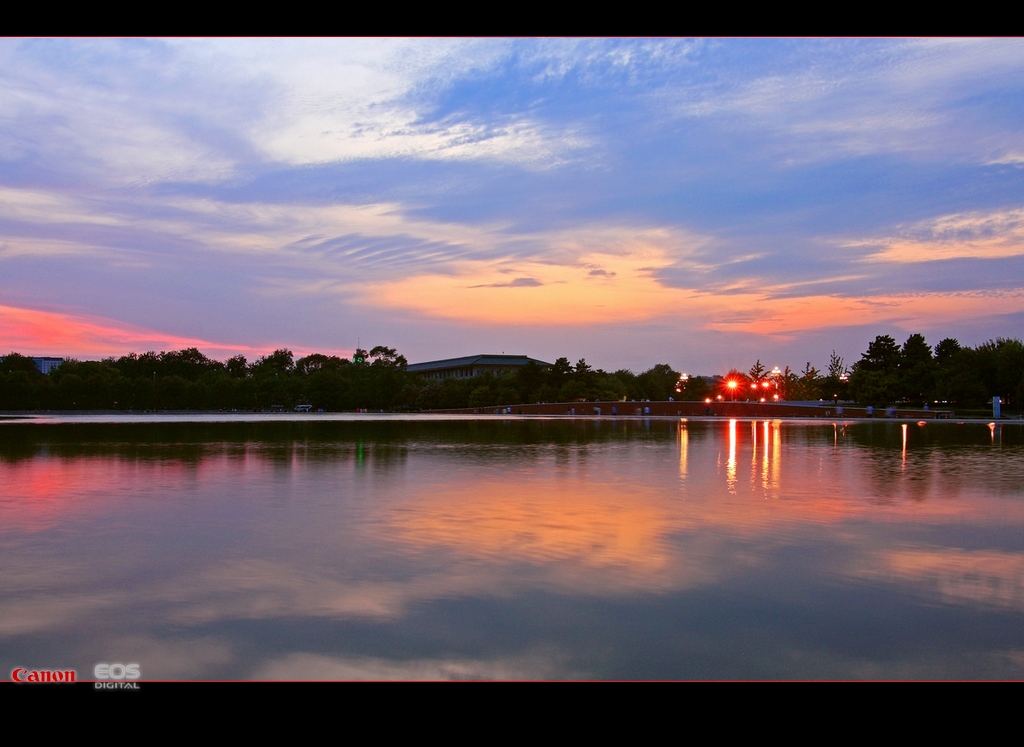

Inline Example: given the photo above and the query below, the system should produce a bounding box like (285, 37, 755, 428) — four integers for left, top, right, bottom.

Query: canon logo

(11, 668, 76, 683)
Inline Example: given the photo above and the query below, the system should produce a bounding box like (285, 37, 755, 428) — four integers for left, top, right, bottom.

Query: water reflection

(1, 418, 1023, 679)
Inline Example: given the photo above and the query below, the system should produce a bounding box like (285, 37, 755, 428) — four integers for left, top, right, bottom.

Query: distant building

(0, 355, 64, 374)
(33, 357, 64, 374)
(407, 354, 552, 381)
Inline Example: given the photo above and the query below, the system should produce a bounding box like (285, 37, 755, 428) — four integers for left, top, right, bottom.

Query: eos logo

(94, 663, 140, 680)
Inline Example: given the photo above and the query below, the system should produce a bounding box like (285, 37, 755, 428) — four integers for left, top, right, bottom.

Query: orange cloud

(365, 247, 1024, 337)
(705, 290, 1024, 336)
(854, 207, 1024, 263)
(365, 247, 719, 326)
(0, 304, 279, 359)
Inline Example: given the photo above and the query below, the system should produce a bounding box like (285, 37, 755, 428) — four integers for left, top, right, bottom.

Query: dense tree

(975, 338, 1024, 405)
(898, 333, 935, 404)
(250, 349, 294, 378)
(226, 355, 249, 379)
(675, 374, 710, 401)
(4, 335, 1021, 413)
(849, 335, 901, 405)
(1, 352, 43, 375)
(859, 335, 901, 373)
(934, 338, 961, 363)
(790, 361, 820, 401)
(637, 364, 680, 401)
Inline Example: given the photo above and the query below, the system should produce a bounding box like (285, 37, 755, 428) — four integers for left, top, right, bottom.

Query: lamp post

(727, 380, 738, 402)
(835, 372, 848, 407)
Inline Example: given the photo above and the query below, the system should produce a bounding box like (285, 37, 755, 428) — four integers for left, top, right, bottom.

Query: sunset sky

(2, 38, 1022, 373)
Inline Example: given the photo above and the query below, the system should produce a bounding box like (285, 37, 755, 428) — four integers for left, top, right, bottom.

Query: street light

(727, 380, 738, 401)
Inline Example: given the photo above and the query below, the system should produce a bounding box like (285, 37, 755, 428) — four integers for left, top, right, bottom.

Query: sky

(1, 38, 1023, 375)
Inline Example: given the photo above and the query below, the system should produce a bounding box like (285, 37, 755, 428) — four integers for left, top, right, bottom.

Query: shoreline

(1, 411, 1020, 426)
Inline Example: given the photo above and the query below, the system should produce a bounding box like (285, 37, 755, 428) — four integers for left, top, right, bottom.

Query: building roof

(407, 354, 552, 373)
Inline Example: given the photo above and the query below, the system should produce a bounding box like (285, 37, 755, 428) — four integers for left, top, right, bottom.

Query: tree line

(846, 334, 1023, 408)
(0, 348, 681, 412)
(2, 333, 1021, 412)
(716, 335, 1023, 410)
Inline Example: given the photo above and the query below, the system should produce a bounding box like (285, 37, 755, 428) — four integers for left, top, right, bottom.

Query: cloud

(986, 152, 1024, 167)
(0, 39, 591, 190)
(854, 207, 1024, 263)
(0, 303, 275, 359)
(365, 247, 691, 326)
(469, 277, 543, 288)
(665, 39, 1024, 165)
(251, 651, 574, 681)
(2, 39, 1024, 370)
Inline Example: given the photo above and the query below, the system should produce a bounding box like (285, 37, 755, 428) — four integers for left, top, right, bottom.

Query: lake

(2, 414, 1023, 680)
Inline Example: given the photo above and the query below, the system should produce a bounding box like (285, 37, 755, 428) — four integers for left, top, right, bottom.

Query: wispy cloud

(2, 39, 1023, 368)
(469, 277, 543, 288)
(854, 207, 1024, 263)
(665, 39, 1024, 165)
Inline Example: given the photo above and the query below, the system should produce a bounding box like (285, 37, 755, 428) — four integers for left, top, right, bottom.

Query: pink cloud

(0, 304, 320, 360)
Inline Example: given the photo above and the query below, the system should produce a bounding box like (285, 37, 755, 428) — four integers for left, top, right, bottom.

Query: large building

(33, 357, 64, 374)
(407, 354, 552, 382)
(0, 356, 64, 374)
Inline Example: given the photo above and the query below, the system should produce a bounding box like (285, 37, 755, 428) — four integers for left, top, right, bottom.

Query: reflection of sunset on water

(385, 480, 677, 573)
(1, 418, 1023, 680)
(0, 457, 199, 533)
(3, 420, 1018, 540)
(857, 549, 1024, 611)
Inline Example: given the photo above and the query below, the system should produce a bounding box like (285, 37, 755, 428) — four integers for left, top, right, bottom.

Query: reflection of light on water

(762, 420, 770, 492)
(726, 419, 737, 492)
(751, 421, 757, 471)
(749, 421, 757, 491)
(678, 421, 688, 477)
(771, 420, 781, 490)
(902, 423, 908, 466)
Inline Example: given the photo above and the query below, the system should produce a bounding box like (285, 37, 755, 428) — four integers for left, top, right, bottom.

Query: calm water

(2, 414, 1023, 680)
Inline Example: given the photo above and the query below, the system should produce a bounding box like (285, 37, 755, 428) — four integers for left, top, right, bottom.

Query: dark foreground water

(2, 414, 1023, 680)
